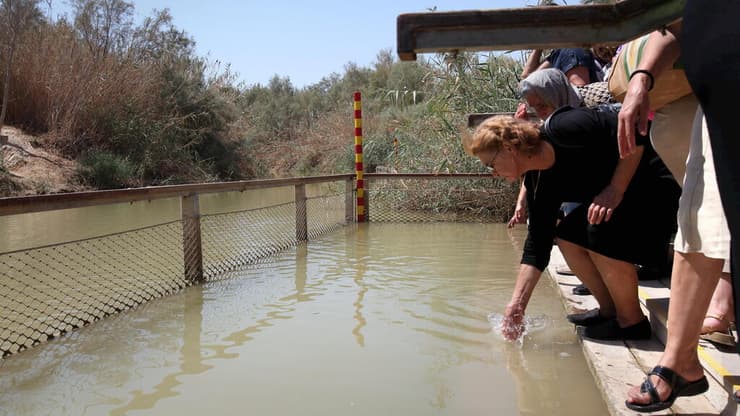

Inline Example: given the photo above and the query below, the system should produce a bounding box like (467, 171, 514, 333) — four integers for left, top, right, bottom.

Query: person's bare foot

(701, 314, 731, 334)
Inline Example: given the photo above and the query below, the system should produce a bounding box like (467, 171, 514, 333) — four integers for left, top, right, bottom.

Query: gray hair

(519, 68, 582, 109)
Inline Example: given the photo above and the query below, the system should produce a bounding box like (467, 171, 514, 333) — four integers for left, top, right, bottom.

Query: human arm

(508, 182, 528, 228)
(502, 264, 543, 340)
(502, 172, 560, 340)
(617, 22, 682, 158)
(588, 145, 644, 224)
(522, 49, 548, 79)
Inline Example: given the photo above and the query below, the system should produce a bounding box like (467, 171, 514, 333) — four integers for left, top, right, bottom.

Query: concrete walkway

(546, 247, 740, 415)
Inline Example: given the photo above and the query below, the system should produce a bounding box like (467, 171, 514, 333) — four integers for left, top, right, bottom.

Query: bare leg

(588, 250, 644, 327)
(557, 239, 615, 317)
(626, 252, 722, 405)
(701, 272, 734, 332)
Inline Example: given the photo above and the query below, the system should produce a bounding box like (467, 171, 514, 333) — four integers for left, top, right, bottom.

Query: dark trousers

(682, 0, 740, 352)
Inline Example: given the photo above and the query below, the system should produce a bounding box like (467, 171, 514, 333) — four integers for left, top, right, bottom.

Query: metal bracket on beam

(397, 0, 685, 61)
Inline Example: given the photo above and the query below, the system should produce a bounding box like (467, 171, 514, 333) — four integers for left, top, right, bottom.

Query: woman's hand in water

(502, 303, 525, 341)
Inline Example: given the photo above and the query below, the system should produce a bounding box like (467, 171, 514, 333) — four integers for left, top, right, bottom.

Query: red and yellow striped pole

(354, 91, 365, 222)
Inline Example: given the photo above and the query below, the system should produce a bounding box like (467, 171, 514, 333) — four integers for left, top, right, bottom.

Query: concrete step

(546, 246, 740, 415)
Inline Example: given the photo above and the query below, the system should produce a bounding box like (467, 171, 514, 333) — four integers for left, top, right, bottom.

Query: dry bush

(9, 22, 159, 154)
(248, 106, 382, 177)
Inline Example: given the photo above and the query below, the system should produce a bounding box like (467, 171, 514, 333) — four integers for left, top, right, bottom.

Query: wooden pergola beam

(396, 0, 685, 61)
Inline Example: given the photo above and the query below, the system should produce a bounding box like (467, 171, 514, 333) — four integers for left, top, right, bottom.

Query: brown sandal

(701, 314, 730, 333)
(700, 315, 736, 347)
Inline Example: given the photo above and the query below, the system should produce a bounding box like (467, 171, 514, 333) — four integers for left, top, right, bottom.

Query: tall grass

(12, 22, 160, 149)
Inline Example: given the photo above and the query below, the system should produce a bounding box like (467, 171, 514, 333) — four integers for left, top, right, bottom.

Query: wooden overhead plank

(397, 0, 685, 61)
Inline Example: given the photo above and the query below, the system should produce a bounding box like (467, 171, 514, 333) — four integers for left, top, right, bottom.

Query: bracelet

(630, 69, 655, 91)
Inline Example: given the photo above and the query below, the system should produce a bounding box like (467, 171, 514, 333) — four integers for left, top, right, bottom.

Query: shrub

(78, 149, 136, 189)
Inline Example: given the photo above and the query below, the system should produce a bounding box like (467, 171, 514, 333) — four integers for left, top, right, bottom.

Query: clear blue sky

(54, 0, 533, 88)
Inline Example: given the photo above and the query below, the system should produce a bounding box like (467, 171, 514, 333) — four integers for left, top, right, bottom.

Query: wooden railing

(0, 174, 354, 216)
(0, 174, 356, 283)
(1, 173, 499, 283)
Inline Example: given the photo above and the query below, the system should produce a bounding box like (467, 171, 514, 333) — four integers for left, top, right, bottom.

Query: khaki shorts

(673, 107, 731, 272)
(650, 94, 699, 183)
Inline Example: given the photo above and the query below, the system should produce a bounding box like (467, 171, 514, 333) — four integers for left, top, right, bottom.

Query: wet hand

(502, 304, 525, 341)
(589, 184, 624, 224)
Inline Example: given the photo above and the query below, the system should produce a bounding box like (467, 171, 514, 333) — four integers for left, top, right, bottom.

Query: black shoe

(584, 317, 652, 340)
(572, 284, 591, 296)
(566, 308, 610, 326)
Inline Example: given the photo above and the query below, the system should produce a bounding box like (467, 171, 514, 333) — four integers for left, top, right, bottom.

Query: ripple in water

(487, 312, 553, 343)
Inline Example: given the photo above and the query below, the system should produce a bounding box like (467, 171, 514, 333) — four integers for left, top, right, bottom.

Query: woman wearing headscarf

(509, 70, 619, 288)
(509, 69, 586, 228)
(515, 68, 583, 120)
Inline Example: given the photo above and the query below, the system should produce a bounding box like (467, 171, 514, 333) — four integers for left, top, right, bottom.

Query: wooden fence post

(295, 184, 308, 242)
(182, 194, 203, 283)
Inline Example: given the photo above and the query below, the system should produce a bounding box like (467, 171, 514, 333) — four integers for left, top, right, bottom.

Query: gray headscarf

(519, 68, 582, 109)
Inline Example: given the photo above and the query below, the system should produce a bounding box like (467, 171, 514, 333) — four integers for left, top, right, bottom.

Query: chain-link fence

(0, 221, 188, 358)
(365, 174, 518, 223)
(201, 184, 348, 280)
(0, 174, 512, 358)
(0, 177, 352, 358)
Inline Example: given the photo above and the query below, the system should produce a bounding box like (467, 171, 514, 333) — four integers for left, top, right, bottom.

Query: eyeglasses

(484, 149, 501, 175)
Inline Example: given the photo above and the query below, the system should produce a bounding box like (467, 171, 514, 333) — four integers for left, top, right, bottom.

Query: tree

(128, 8, 193, 64)
(70, 0, 133, 60)
(0, 0, 41, 134)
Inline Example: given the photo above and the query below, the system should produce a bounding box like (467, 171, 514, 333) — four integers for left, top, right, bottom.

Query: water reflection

(503, 337, 605, 416)
(352, 224, 368, 347)
(109, 288, 208, 415)
(0, 223, 607, 415)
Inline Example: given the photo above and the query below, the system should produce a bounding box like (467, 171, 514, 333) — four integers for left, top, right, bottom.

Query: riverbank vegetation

(2, 0, 605, 219)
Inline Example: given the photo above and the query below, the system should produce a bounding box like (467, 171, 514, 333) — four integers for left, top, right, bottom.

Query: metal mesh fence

(201, 202, 298, 280)
(0, 221, 187, 358)
(200, 184, 347, 281)
(307, 192, 347, 239)
(0, 179, 350, 358)
(0, 175, 507, 358)
(366, 176, 518, 223)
